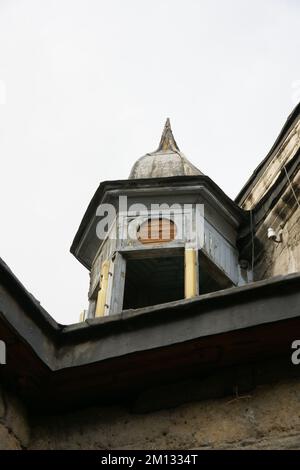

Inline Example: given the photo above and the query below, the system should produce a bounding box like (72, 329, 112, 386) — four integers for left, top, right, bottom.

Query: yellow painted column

(79, 311, 85, 322)
(184, 248, 198, 298)
(95, 260, 110, 317)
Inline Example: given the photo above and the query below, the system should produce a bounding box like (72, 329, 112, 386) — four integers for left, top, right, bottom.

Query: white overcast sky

(0, 0, 299, 324)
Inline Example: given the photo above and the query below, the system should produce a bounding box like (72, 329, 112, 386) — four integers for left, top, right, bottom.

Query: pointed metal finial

(157, 118, 180, 152)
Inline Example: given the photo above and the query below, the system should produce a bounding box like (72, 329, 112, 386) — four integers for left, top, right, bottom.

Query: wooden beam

(109, 253, 126, 315)
(184, 248, 198, 298)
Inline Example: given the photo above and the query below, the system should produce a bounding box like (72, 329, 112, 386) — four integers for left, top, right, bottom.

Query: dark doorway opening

(123, 255, 184, 310)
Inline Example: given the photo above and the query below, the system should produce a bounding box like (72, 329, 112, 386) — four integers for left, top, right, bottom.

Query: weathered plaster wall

(28, 377, 300, 450)
(2, 362, 300, 450)
(0, 385, 30, 449)
(254, 199, 300, 281)
(241, 117, 300, 210)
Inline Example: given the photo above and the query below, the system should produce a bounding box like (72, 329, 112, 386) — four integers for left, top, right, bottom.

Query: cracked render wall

(27, 377, 300, 450)
(2, 358, 300, 449)
(0, 385, 30, 449)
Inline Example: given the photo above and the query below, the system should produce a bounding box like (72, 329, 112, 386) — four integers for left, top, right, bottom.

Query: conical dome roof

(129, 119, 203, 179)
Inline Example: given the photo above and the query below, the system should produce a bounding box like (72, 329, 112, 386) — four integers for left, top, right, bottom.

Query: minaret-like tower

(71, 120, 250, 320)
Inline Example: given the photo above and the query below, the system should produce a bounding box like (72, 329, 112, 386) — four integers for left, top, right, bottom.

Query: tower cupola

(129, 118, 203, 179)
(71, 119, 249, 320)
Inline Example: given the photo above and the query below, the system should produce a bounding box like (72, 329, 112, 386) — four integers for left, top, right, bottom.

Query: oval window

(137, 218, 176, 244)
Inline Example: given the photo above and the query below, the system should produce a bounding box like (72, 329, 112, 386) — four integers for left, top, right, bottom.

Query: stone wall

(0, 385, 30, 449)
(240, 117, 300, 210)
(2, 371, 300, 449)
(253, 163, 300, 282)
(27, 377, 300, 450)
(255, 205, 300, 281)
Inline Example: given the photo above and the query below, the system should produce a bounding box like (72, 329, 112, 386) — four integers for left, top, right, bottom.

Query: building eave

(1, 255, 300, 410)
(70, 175, 246, 269)
(235, 102, 300, 206)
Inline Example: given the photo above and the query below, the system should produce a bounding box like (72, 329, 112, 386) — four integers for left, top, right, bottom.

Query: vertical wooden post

(184, 248, 198, 298)
(95, 260, 110, 317)
(87, 299, 96, 319)
(109, 253, 126, 315)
